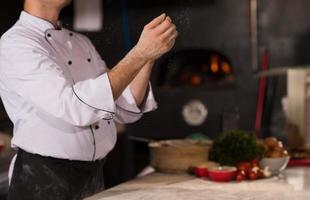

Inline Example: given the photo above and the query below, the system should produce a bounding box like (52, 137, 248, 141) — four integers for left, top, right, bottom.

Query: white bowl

(259, 156, 290, 175)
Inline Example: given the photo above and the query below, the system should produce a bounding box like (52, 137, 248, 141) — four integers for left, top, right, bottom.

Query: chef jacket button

(47, 33, 51, 37)
(68, 61, 72, 65)
(95, 125, 99, 130)
(69, 33, 73, 36)
(107, 121, 111, 125)
(87, 58, 91, 62)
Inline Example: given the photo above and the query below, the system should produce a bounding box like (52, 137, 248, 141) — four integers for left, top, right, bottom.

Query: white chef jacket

(0, 11, 157, 161)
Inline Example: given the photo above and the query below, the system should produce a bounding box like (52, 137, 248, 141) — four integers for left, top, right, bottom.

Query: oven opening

(157, 48, 236, 89)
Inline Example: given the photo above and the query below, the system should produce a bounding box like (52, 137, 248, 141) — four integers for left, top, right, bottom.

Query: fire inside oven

(157, 49, 235, 88)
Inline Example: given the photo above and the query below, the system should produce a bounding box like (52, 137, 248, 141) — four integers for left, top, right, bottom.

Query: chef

(0, 0, 178, 199)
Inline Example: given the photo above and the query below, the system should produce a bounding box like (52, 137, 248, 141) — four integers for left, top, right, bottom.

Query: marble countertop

(86, 167, 310, 200)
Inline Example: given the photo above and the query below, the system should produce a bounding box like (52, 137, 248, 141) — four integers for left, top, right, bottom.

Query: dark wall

(0, 2, 23, 35)
(259, 0, 310, 67)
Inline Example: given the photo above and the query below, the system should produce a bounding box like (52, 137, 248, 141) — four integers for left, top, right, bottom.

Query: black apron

(8, 149, 105, 200)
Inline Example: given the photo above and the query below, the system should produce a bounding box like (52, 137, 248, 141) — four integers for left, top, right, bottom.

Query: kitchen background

(0, 0, 310, 193)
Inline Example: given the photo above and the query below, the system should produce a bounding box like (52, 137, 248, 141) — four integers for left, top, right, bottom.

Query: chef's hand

(134, 13, 178, 61)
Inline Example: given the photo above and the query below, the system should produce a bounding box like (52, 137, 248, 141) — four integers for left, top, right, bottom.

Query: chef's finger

(165, 39, 176, 51)
(164, 33, 178, 47)
(161, 24, 177, 40)
(154, 18, 174, 34)
(167, 30, 178, 42)
(145, 13, 166, 29)
(166, 16, 172, 23)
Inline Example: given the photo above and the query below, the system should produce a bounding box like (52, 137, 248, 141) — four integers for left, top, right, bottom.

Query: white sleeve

(0, 37, 115, 127)
(114, 83, 158, 124)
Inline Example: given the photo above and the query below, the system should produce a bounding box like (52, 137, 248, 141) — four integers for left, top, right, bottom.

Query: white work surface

(86, 167, 310, 200)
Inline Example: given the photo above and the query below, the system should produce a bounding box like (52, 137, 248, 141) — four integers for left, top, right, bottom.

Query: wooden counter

(86, 167, 310, 200)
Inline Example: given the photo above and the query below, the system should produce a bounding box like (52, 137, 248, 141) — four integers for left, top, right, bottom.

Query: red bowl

(208, 166, 237, 182)
(194, 167, 209, 177)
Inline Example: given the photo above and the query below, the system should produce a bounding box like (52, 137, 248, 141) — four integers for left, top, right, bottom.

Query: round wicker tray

(149, 139, 213, 173)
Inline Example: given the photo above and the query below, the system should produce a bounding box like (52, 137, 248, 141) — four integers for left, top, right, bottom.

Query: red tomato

(248, 171, 258, 180)
(237, 169, 246, 175)
(236, 173, 245, 182)
(237, 162, 251, 172)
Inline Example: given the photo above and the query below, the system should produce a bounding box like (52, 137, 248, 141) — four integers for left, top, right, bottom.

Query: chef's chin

(59, 0, 72, 8)
(42, 0, 72, 9)
(26, 0, 73, 9)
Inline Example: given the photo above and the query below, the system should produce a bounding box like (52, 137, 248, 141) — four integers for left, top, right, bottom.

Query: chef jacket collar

(19, 11, 62, 32)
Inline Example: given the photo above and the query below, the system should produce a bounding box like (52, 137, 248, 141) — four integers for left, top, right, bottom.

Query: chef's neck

(24, 1, 61, 28)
